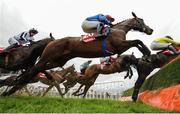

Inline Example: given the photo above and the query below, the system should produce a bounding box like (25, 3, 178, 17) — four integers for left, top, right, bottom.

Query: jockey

(80, 60, 92, 74)
(100, 56, 116, 65)
(100, 56, 116, 69)
(3, 28, 38, 53)
(81, 14, 115, 38)
(150, 36, 180, 54)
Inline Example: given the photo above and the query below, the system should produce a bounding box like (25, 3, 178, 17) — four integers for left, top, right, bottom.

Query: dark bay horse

(62, 54, 138, 97)
(0, 33, 54, 71)
(2, 12, 153, 96)
(132, 46, 180, 102)
(0, 65, 75, 97)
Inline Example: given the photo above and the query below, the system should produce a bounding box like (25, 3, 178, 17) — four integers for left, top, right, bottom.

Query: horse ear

(49, 33, 55, 40)
(72, 64, 75, 68)
(132, 12, 137, 18)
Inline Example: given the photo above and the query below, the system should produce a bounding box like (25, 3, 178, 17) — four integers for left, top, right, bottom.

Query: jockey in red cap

(81, 14, 115, 38)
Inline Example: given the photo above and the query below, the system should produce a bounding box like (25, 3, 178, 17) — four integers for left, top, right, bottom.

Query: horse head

(113, 12, 153, 35)
(118, 54, 138, 67)
(131, 12, 153, 35)
(65, 64, 76, 76)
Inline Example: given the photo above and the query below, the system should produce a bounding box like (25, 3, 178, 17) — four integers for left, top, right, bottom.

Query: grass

(0, 96, 174, 113)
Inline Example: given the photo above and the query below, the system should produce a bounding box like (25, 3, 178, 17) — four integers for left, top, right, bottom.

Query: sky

(0, 0, 180, 91)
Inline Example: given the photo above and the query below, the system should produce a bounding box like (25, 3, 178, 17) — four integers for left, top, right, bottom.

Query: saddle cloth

(160, 46, 180, 55)
(38, 72, 47, 79)
(80, 33, 96, 43)
(0, 47, 4, 53)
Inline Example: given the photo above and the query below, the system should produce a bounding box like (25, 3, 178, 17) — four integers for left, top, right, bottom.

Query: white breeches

(8, 37, 19, 45)
(150, 41, 170, 50)
(81, 20, 101, 33)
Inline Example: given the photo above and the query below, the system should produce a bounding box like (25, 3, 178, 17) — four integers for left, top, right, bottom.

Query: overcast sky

(0, 0, 179, 86)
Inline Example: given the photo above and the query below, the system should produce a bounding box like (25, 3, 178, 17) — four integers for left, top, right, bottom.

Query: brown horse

(0, 65, 75, 97)
(38, 65, 75, 97)
(132, 46, 180, 102)
(34, 12, 152, 70)
(62, 54, 138, 97)
(2, 12, 153, 96)
(0, 33, 54, 71)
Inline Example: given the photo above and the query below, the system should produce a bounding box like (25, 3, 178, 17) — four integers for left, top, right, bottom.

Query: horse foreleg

(54, 83, 63, 98)
(42, 85, 53, 96)
(132, 74, 146, 102)
(72, 84, 84, 96)
(129, 67, 133, 79)
(124, 68, 130, 79)
(75, 85, 92, 98)
(4, 86, 10, 93)
(24, 86, 32, 96)
(82, 85, 91, 98)
(62, 81, 74, 95)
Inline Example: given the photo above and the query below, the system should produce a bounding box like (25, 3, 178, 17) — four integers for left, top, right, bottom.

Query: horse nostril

(151, 29, 153, 33)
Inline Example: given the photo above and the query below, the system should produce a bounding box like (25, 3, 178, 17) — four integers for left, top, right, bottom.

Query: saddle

(0, 47, 4, 53)
(0, 45, 23, 54)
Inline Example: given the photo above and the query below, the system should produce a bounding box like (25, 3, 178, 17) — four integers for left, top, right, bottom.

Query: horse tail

(49, 33, 55, 40)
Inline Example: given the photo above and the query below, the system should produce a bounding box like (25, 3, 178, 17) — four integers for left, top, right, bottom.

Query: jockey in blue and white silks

(81, 14, 115, 38)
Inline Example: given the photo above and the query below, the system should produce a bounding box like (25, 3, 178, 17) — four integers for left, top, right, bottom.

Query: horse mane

(112, 18, 132, 27)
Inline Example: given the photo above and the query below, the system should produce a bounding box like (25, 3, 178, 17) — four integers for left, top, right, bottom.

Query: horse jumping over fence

(132, 45, 180, 102)
(2, 12, 153, 96)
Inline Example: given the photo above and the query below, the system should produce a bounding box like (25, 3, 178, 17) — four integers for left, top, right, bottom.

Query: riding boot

(96, 24, 105, 38)
(3, 43, 19, 53)
(168, 45, 180, 54)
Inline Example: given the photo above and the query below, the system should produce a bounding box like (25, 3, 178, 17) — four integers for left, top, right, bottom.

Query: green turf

(0, 96, 175, 113)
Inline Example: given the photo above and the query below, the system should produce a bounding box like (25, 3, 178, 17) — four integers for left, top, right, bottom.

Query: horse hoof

(132, 96, 137, 102)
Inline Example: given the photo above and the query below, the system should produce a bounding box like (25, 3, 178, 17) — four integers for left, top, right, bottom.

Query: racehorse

(2, 12, 153, 96)
(132, 46, 180, 102)
(37, 64, 75, 97)
(62, 54, 138, 97)
(0, 65, 75, 97)
(0, 33, 54, 71)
